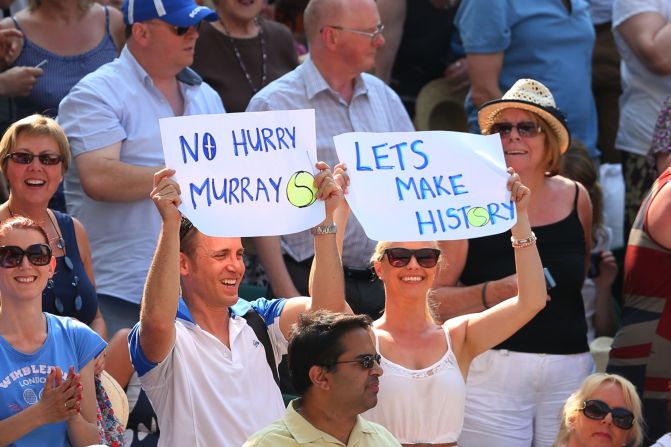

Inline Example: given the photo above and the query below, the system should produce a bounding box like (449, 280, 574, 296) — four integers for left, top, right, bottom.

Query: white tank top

(363, 323, 466, 443)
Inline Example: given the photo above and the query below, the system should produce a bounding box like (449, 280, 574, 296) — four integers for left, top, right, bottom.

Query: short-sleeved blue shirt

(456, 0, 598, 157)
(0, 314, 106, 447)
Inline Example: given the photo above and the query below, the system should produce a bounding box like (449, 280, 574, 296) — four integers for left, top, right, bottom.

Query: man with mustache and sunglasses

(56, 0, 224, 335)
(245, 310, 401, 447)
(129, 166, 350, 446)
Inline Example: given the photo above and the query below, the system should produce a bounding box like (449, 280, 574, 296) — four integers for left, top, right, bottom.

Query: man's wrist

(311, 223, 336, 235)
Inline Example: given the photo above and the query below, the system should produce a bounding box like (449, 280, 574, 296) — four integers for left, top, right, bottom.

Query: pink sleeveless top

(363, 324, 466, 443)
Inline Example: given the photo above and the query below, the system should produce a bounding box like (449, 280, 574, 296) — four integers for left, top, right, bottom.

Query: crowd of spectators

(0, 0, 670, 446)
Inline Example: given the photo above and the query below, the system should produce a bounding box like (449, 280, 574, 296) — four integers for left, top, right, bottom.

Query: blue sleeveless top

(42, 210, 98, 325)
(11, 6, 117, 118)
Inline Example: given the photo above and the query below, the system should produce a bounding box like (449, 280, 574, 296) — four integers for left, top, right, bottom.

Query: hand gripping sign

(159, 109, 324, 237)
(333, 131, 515, 241)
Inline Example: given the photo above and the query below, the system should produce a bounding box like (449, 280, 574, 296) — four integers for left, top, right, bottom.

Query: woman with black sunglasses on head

(328, 164, 547, 446)
(0, 216, 105, 446)
(553, 373, 644, 447)
(0, 114, 105, 340)
(430, 79, 594, 447)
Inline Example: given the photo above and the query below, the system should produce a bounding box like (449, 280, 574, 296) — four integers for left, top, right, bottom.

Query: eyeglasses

(489, 121, 543, 139)
(4, 152, 63, 166)
(322, 23, 384, 41)
(332, 353, 381, 369)
(0, 244, 52, 268)
(580, 399, 635, 430)
(383, 248, 441, 268)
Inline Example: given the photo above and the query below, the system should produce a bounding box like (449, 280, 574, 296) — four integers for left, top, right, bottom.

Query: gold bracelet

(511, 231, 537, 249)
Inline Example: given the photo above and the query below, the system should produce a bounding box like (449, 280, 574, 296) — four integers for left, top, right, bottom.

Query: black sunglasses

(171, 21, 201, 36)
(4, 152, 63, 166)
(0, 244, 52, 268)
(489, 121, 542, 139)
(383, 248, 441, 268)
(332, 353, 381, 369)
(581, 399, 635, 430)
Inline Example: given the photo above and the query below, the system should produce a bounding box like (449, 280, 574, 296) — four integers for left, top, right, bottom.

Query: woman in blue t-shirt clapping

(0, 216, 105, 446)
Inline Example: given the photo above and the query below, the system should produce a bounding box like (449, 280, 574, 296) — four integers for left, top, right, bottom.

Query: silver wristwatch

(310, 224, 337, 235)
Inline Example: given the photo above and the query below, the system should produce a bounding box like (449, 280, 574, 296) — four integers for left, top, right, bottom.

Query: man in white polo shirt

(129, 166, 349, 447)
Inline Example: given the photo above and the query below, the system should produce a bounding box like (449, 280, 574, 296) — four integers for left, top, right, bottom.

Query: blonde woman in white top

(331, 167, 547, 446)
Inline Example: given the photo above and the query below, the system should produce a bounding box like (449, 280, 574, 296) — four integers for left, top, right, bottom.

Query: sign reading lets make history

(159, 109, 324, 237)
(333, 131, 515, 241)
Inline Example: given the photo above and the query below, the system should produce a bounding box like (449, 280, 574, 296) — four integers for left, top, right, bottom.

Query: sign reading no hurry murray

(333, 131, 516, 241)
(159, 109, 324, 237)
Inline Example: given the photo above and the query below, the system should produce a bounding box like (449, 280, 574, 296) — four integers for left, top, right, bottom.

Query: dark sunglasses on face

(581, 399, 635, 430)
(0, 244, 52, 268)
(383, 248, 441, 268)
(333, 353, 381, 369)
(489, 121, 543, 139)
(170, 21, 201, 36)
(4, 152, 64, 166)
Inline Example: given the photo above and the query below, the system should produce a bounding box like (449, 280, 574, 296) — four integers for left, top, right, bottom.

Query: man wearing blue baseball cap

(123, 0, 217, 27)
(57, 0, 224, 336)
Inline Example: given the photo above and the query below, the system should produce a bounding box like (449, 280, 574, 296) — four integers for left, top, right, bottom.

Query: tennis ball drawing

(466, 207, 490, 227)
(286, 171, 318, 208)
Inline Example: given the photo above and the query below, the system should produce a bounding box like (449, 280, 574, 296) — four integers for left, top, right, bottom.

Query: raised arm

(137, 168, 182, 363)
(309, 162, 350, 293)
(450, 169, 546, 364)
(279, 162, 349, 337)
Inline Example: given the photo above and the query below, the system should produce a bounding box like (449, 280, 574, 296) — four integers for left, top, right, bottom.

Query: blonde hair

(371, 240, 442, 322)
(554, 373, 644, 447)
(0, 114, 71, 177)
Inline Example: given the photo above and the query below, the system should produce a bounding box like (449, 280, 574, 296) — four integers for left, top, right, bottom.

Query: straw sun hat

(477, 78, 571, 153)
(100, 370, 129, 428)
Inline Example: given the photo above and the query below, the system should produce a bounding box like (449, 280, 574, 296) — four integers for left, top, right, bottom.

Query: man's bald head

(303, 0, 344, 43)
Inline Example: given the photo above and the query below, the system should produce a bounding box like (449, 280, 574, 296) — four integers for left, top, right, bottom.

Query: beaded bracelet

(511, 232, 537, 249)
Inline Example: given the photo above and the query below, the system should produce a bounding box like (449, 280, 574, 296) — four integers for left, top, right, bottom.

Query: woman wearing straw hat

(430, 78, 595, 447)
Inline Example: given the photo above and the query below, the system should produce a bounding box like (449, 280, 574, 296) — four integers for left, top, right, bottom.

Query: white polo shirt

(129, 297, 288, 447)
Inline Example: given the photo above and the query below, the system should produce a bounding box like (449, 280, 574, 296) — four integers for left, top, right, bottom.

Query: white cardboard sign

(159, 109, 324, 237)
(333, 131, 515, 241)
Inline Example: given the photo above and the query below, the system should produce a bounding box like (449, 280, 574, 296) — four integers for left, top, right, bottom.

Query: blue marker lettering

(355, 141, 373, 171)
(190, 178, 211, 209)
(411, 140, 429, 170)
(396, 177, 418, 201)
(372, 143, 393, 169)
